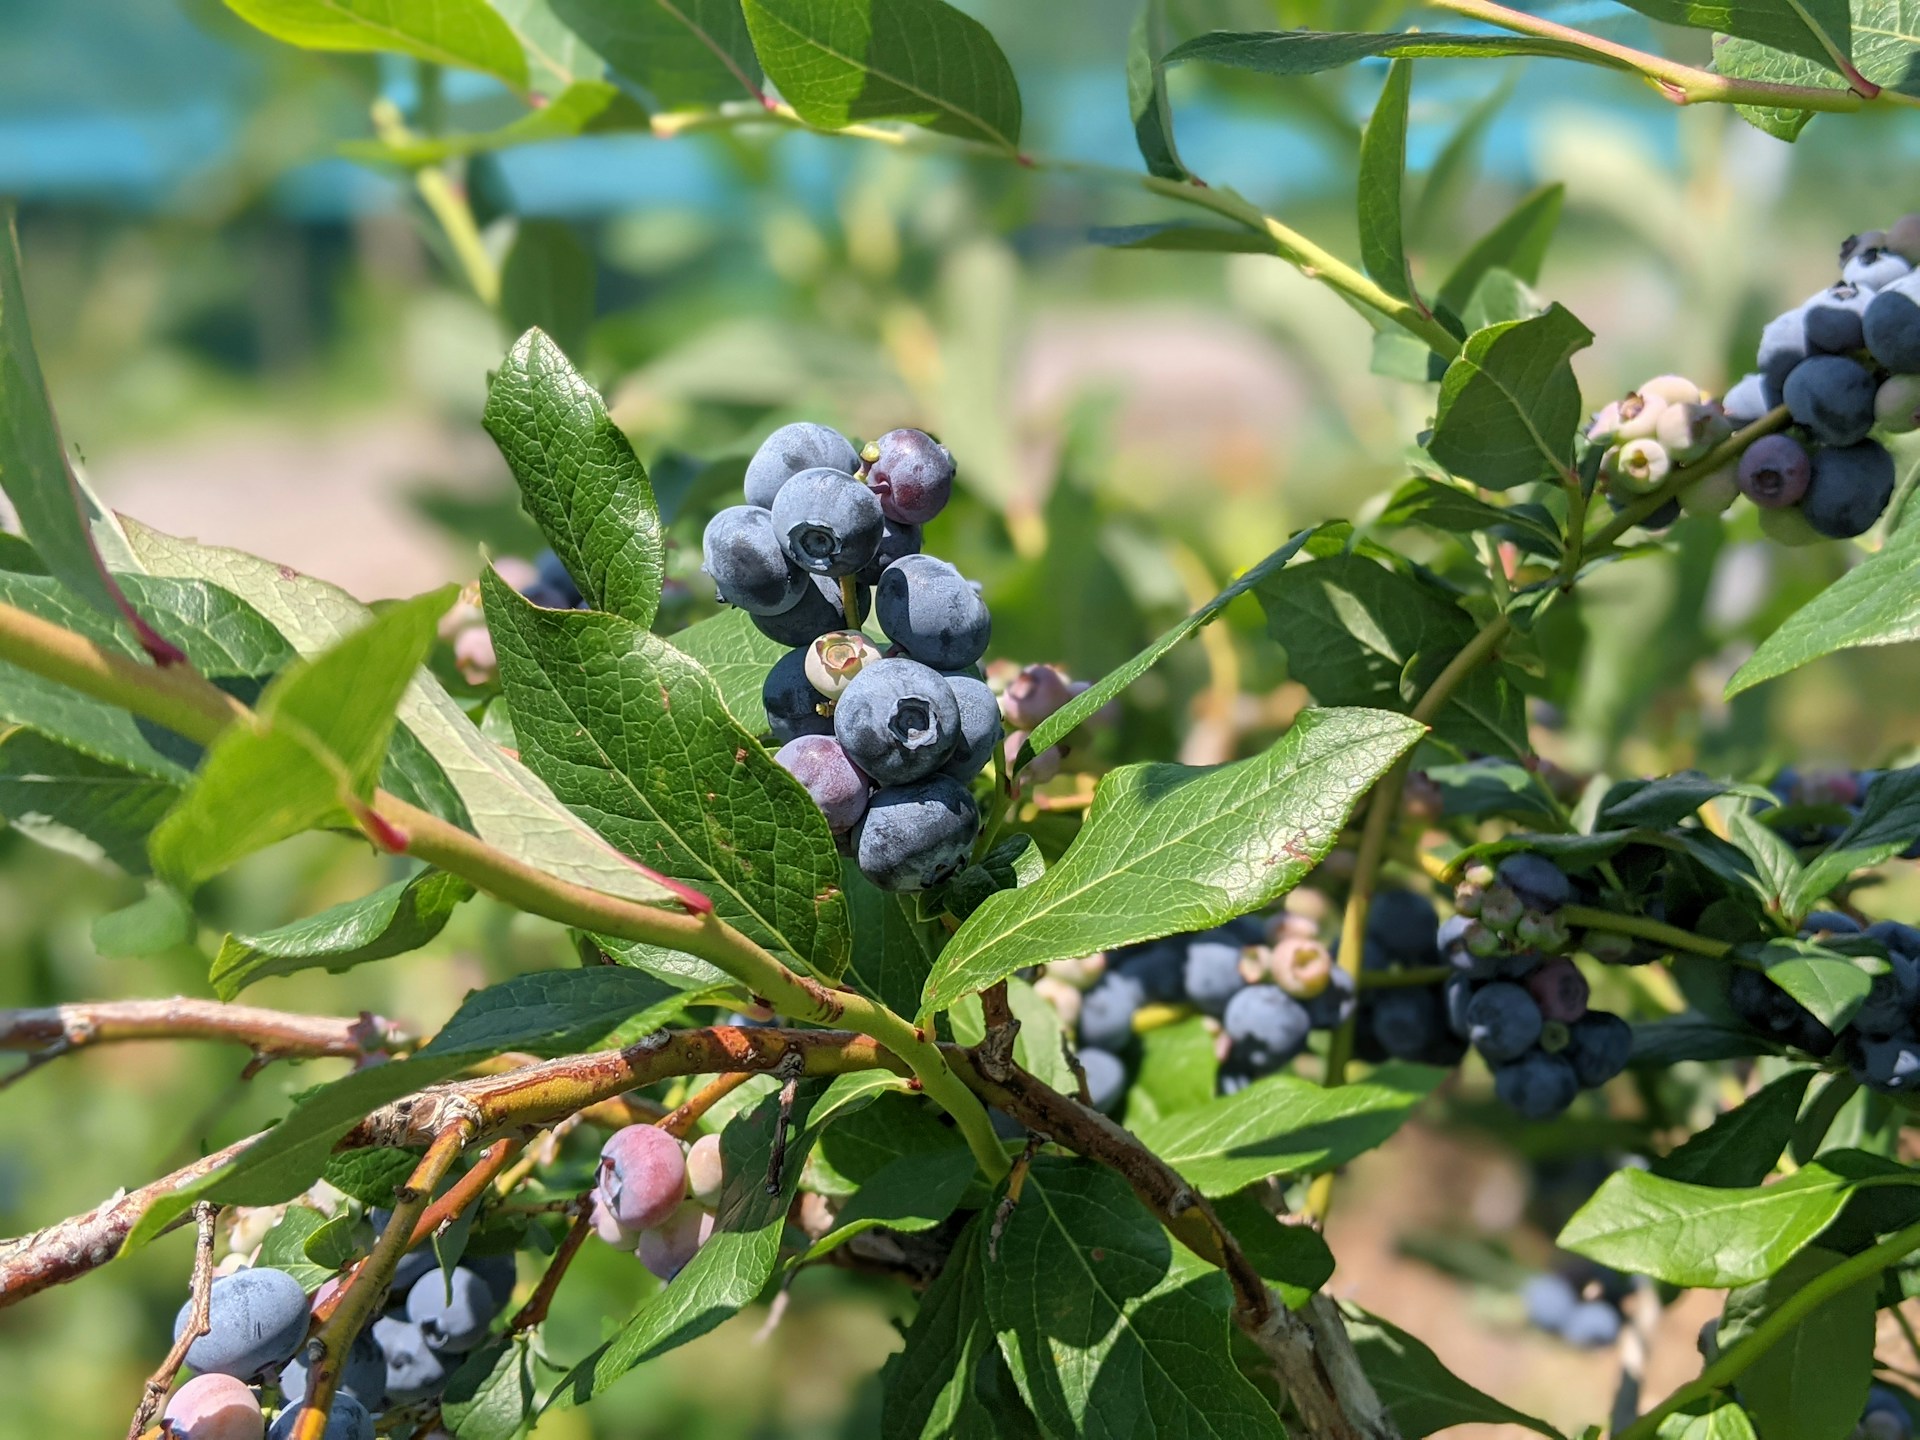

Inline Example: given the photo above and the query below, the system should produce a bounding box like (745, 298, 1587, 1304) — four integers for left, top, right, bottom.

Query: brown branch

(126, 1202, 217, 1437)
(506, 1197, 593, 1335)
(657, 1071, 754, 1139)
(975, 981, 1021, 1085)
(407, 1138, 519, 1250)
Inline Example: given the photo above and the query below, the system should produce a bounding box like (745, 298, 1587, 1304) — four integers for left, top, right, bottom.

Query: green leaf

(209, 869, 474, 999)
(223, 0, 529, 85)
(550, 0, 762, 108)
(1655, 1399, 1759, 1440)
(150, 587, 454, 890)
(667, 607, 790, 733)
(323, 1148, 421, 1207)
(1598, 772, 1771, 830)
(1556, 1158, 1910, 1287)
(1018, 528, 1316, 771)
(1126, 0, 1187, 181)
(1715, 34, 1850, 140)
(337, 81, 646, 165)
(491, 0, 608, 95)
(442, 1335, 537, 1440)
(255, 1207, 337, 1291)
(880, 1216, 1003, 1440)
(741, 0, 1021, 150)
(1427, 303, 1592, 490)
(924, 707, 1423, 1012)
(946, 978, 1076, 1097)
(302, 1212, 360, 1271)
(1211, 1191, 1334, 1310)
(807, 1087, 960, 1198)
(500, 224, 598, 364)
(92, 883, 194, 957)
(484, 571, 850, 977)
(1790, 766, 1920, 911)
(126, 967, 694, 1248)
(1088, 222, 1275, 255)
(1255, 552, 1527, 756)
(983, 1158, 1285, 1440)
(1739, 937, 1879, 1032)
(1377, 478, 1562, 557)
(1727, 804, 1805, 914)
(1358, 58, 1417, 306)
(1346, 1307, 1562, 1438)
(546, 1079, 831, 1408)
(1435, 184, 1563, 320)
(484, 328, 664, 629)
(1652, 1067, 1814, 1187)
(1128, 1063, 1442, 1195)
(1728, 523, 1920, 695)
(1126, 1015, 1219, 1125)
(1612, 0, 1852, 73)
(1422, 759, 1558, 822)
(0, 728, 181, 874)
(1631, 1013, 1779, 1066)
(938, 833, 1045, 922)
(1164, 29, 1624, 77)
(800, 1143, 974, 1261)
(1717, 1246, 1876, 1440)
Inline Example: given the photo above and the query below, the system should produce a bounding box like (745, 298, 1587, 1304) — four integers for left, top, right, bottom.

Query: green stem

(1617, 1217, 1920, 1439)
(1560, 903, 1733, 960)
(1583, 406, 1792, 559)
(371, 98, 500, 307)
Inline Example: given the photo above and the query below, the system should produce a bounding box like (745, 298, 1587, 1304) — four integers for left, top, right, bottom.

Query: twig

(988, 1135, 1044, 1263)
(407, 1138, 519, 1249)
(1559, 904, 1732, 960)
(765, 1077, 801, 1196)
(1894, 1302, 1920, 1373)
(656, 1071, 754, 1139)
(126, 1202, 217, 1438)
(506, 1198, 592, 1335)
(1610, 1277, 1662, 1433)
(975, 982, 1022, 1085)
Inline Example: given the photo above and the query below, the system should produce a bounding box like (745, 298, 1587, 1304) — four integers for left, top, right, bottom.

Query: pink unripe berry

(598, 1125, 689, 1231)
(1525, 957, 1590, 1023)
(686, 1133, 726, 1207)
(1269, 937, 1333, 999)
(637, 1202, 715, 1281)
(1000, 664, 1074, 728)
(591, 1193, 641, 1251)
(162, 1374, 264, 1440)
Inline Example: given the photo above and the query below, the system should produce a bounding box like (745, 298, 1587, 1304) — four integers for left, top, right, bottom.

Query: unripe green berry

(1480, 883, 1524, 932)
(1465, 920, 1505, 959)
(1678, 463, 1739, 517)
(1757, 503, 1823, 548)
(1876, 374, 1920, 434)
(1639, 374, 1703, 406)
(1610, 438, 1672, 496)
(1453, 880, 1485, 918)
(1516, 910, 1571, 954)
(1582, 930, 1637, 966)
(1538, 1020, 1572, 1054)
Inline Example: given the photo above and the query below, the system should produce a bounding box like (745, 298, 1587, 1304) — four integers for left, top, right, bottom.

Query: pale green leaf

(223, 0, 529, 86)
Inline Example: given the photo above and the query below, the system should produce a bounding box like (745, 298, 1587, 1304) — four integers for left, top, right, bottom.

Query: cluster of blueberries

(1592, 214, 1920, 543)
(156, 1238, 514, 1438)
(1520, 1265, 1627, 1349)
(1851, 1387, 1917, 1440)
(1770, 764, 1920, 856)
(587, 1123, 725, 1276)
(703, 422, 997, 892)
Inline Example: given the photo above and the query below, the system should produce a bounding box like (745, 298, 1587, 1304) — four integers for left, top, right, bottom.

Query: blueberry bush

(7, 3, 1920, 1439)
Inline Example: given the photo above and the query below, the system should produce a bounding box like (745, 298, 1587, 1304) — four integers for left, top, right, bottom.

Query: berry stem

(370, 100, 501, 307)
(1584, 405, 1793, 558)
(1558, 904, 1733, 961)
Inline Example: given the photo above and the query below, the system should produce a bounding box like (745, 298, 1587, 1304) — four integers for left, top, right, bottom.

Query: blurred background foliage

(5, 0, 1920, 1434)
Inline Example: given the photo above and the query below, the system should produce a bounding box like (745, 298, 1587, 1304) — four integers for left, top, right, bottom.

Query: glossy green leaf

(1255, 552, 1527, 756)
(338, 81, 645, 165)
(983, 1159, 1285, 1440)
(1427, 303, 1592, 490)
(1727, 804, 1804, 913)
(1211, 1191, 1334, 1310)
(1358, 58, 1417, 306)
(925, 707, 1423, 1012)
(1598, 772, 1772, 830)
(150, 587, 454, 891)
(1129, 1063, 1442, 1195)
(1612, 0, 1852, 71)
(1018, 528, 1316, 771)
(1728, 523, 1920, 695)
(1126, 0, 1187, 181)
(255, 1207, 337, 1292)
(937, 833, 1044, 922)
(1126, 1014, 1219, 1125)
(741, 0, 1022, 150)
(484, 572, 849, 976)
(484, 328, 664, 628)
(1790, 766, 1920, 911)
(1718, 1246, 1875, 1440)
(0, 728, 181, 874)
(553, 0, 763, 107)
(668, 607, 789, 733)
(1346, 1308, 1561, 1438)
(1422, 759, 1558, 822)
(1653, 1067, 1814, 1187)
(1377, 478, 1561, 556)
(1716, 34, 1850, 140)
(491, 0, 607, 94)
(322, 1148, 420, 1207)
(1435, 183, 1563, 320)
(880, 1216, 1003, 1440)
(800, 1144, 973, 1261)
(807, 1088, 961, 1198)
(210, 869, 474, 999)
(1740, 937, 1879, 1032)
(1164, 29, 1622, 77)
(441, 1334, 537, 1440)
(224, 0, 529, 85)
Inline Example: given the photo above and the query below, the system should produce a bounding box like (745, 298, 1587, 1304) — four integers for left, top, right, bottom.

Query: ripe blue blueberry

(267, 1392, 373, 1440)
(852, 775, 979, 891)
(280, 1329, 385, 1407)
(1223, 984, 1312, 1071)
(940, 672, 1002, 781)
(1303, 966, 1356, 1030)
(372, 1315, 448, 1404)
(1853, 953, 1919, 1036)
(1117, 939, 1187, 1003)
(1844, 247, 1914, 292)
(1865, 273, 1920, 373)
(1491, 1050, 1581, 1119)
(763, 647, 833, 744)
(524, 548, 584, 610)
(1801, 908, 1862, 937)
(1079, 1046, 1128, 1113)
(770, 467, 884, 578)
(1736, 433, 1811, 509)
(1783, 355, 1878, 446)
(1183, 936, 1249, 1015)
(1495, 854, 1572, 911)
(1523, 1273, 1578, 1334)
(875, 554, 992, 671)
(701, 505, 807, 615)
(174, 1267, 309, 1380)
(776, 734, 870, 834)
(1757, 306, 1810, 401)
(1367, 889, 1440, 963)
(1804, 283, 1872, 354)
(1803, 440, 1896, 538)
(406, 1265, 497, 1353)
(1728, 967, 1837, 1055)
(1566, 1011, 1633, 1087)
(1721, 372, 1770, 425)
(1561, 1299, 1623, 1348)
(1856, 1034, 1920, 1093)
(1368, 986, 1447, 1062)
(466, 1250, 517, 1309)
(744, 422, 861, 509)
(1464, 981, 1544, 1062)
(1868, 919, 1920, 960)
(1080, 973, 1146, 1050)
(856, 515, 923, 585)
(751, 574, 869, 647)
(863, 428, 956, 525)
(834, 657, 961, 785)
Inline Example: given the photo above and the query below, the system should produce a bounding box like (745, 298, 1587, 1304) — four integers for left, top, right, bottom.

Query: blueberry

(1682, 465, 1741, 518)
(855, 514, 923, 585)
(853, 775, 979, 891)
(1612, 391, 1667, 441)
(280, 1328, 384, 1407)
(267, 1392, 373, 1440)
(1079, 1046, 1128, 1113)
(1877, 374, 1920, 433)
(524, 548, 584, 610)
(762, 647, 832, 744)
(1367, 889, 1440, 964)
(1854, 955, 1920, 1036)
(1184, 937, 1250, 1015)
(591, 1192, 640, 1250)
(174, 1267, 309, 1380)
(1001, 664, 1074, 728)
(1368, 986, 1447, 1061)
(701, 505, 807, 615)
(1566, 1011, 1633, 1087)
(875, 554, 991, 670)
(940, 672, 1002, 781)
(862, 428, 956, 524)
(598, 1124, 689, 1231)
(751, 574, 870, 647)
(371, 1315, 447, 1404)
(1492, 1050, 1581, 1119)
(770, 467, 884, 578)
(1495, 854, 1572, 911)
(1223, 984, 1312, 1071)
(1560, 1299, 1622, 1348)
(1721, 372, 1770, 425)
(1802, 909, 1863, 937)
(834, 657, 961, 785)
(1728, 967, 1837, 1054)
(1465, 981, 1544, 1062)
(1524, 958, 1589, 1023)
(1522, 1272, 1578, 1334)
(1758, 307, 1811, 399)
(1654, 403, 1731, 464)
(406, 1265, 498, 1353)
(1856, 1033, 1920, 1093)
(1080, 973, 1146, 1050)
(162, 1374, 264, 1440)
(775, 735, 870, 834)
(1845, 247, 1914, 292)
(1736, 433, 1811, 509)
(1302, 966, 1356, 1030)
(1864, 1384, 1915, 1440)
(1117, 939, 1187, 1003)
(637, 1200, 714, 1282)
(1868, 920, 1920, 960)
(1606, 438, 1670, 496)
(744, 421, 860, 509)
(1804, 283, 1872, 354)
(1865, 273, 1920, 373)
(1270, 935, 1335, 999)
(1803, 440, 1895, 538)
(686, 1132, 725, 1205)
(1784, 355, 1878, 446)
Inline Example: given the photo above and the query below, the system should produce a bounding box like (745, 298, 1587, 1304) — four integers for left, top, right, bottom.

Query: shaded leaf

(1377, 478, 1561, 557)
(1739, 936, 1880, 1032)
(1127, 0, 1187, 181)
(1790, 766, 1920, 911)
(337, 81, 646, 165)
(1358, 58, 1417, 306)
(1347, 1307, 1561, 1438)
(1718, 1245, 1875, 1440)
(1211, 1191, 1334, 1310)
(880, 1217, 1003, 1440)
(0, 728, 180, 873)
(1427, 303, 1592, 490)
(1165, 29, 1622, 77)
(1088, 222, 1274, 255)
(1652, 1067, 1814, 1187)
